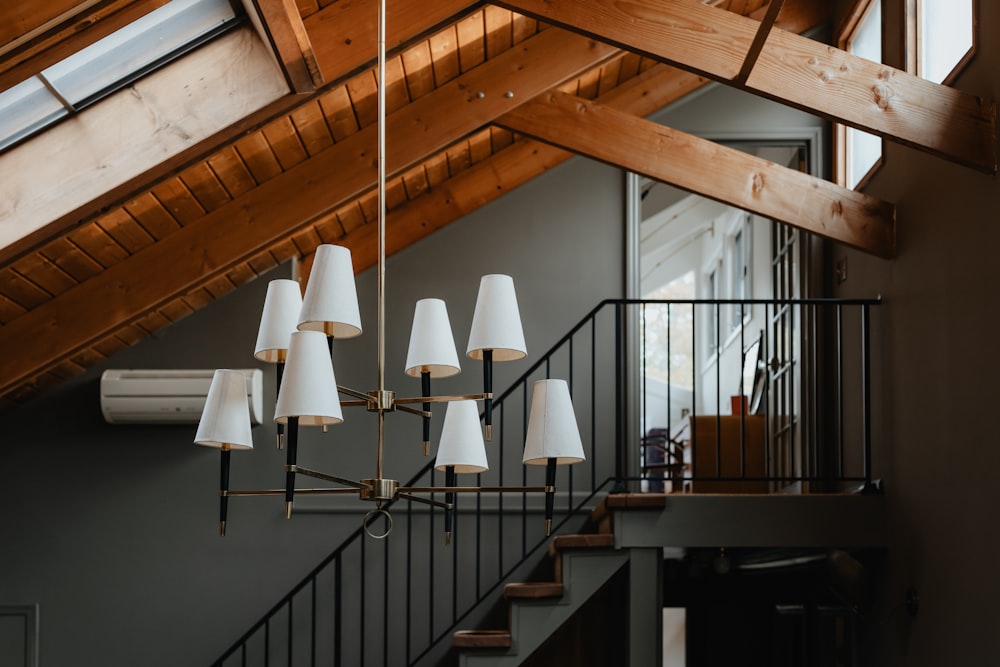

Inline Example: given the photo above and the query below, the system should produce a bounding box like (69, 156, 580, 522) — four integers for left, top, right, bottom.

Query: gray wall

(832, 3, 1000, 663)
(0, 155, 623, 666)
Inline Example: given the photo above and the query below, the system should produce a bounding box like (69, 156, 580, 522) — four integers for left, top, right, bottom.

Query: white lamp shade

(298, 244, 363, 338)
(405, 298, 461, 378)
(466, 274, 527, 362)
(434, 400, 488, 473)
(522, 379, 585, 465)
(274, 331, 344, 426)
(254, 279, 303, 363)
(194, 370, 254, 450)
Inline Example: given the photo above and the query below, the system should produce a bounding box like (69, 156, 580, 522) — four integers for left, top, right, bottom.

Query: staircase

(208, 298, 880, 666)
(453, 532, 624, 666)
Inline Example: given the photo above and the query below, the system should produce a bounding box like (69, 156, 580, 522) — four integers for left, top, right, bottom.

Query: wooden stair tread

(504, 581, 564, 599)
(604, 493, 667, 510)
(547, 532, 615, 558)
(453, 629, 512, 648)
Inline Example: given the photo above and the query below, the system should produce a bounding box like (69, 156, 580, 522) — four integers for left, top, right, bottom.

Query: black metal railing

(210, 297, 880, 666)
(634, 298, 879, 493)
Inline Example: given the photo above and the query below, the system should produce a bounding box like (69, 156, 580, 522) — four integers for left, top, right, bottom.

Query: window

(0, 0, 239, 153)
(705, 259, 721, 355)
(728, 214, 752, 332)
(908, 0, 976, 84)
(835, 0, 883, 189)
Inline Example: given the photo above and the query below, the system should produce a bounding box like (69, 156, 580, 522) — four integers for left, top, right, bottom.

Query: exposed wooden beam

(243, 0, 323, 92)
(313, 0, 841, 271)
(0, 28, 290, 263)
(0, 0, 481, 267)
(736, 0, 784, 84)
(0, 28, 617, 396)
(497, 91, 896, 257)
(496, 0, 997, 173)
(0, 0, 170, 93)
(303, 0, 482, 80)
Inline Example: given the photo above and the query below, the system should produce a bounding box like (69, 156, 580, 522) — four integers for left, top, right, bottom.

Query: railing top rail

(603, 297, 883, 306)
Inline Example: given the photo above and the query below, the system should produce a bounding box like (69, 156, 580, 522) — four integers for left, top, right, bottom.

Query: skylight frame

(0, 0, 242, 154)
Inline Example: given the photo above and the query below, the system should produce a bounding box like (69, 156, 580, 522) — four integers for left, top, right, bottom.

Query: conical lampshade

(522, 379, 585, 465)
(466, 274, 527, 362)
(274, 331, 343, 426)
(298, 244, 362, 338)
(195, 369, 254, 450)
(254, 279, 303, 363)
(405, 298, 461, 378)
(434, 400, 488, 473)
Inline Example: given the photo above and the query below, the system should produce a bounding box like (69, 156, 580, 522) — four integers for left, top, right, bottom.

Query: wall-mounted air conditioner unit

(100, 369, 264, 424)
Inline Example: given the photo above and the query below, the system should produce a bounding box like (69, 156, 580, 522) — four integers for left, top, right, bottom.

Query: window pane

(43, 0, 236, 104)
(920, 0, 973, 83)
(851, 0, 881, 62)
(845, 0, 881, 189)
(847, 129, 880, 189)
(0, 78, 67, 151)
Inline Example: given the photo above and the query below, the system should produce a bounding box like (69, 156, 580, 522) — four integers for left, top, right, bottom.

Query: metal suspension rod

(375, 0, 387, 481)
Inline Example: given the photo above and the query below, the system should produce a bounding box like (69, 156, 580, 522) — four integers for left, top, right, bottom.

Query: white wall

(832, 3, 1000, 663)
(0, 155, 624, 666)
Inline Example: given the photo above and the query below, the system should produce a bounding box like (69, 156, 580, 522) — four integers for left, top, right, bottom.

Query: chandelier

(191, 0, 585, 542)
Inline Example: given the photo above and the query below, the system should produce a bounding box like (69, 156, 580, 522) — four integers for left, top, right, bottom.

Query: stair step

(504, 581, 564, 600)
(605, 493, 667, 510)
(453, 629, 512, 649)
(547, 532, 614, 558)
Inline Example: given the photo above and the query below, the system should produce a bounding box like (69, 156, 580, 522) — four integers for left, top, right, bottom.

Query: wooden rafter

(499, 91, 895, 257)
(304, 0, 482, 79)
(0, 0, 480, 268)
(736, 0, 784, 83)
(242, 0, 323, 92)
(496, 0, 997, 173)
(0, 28, 618, 396)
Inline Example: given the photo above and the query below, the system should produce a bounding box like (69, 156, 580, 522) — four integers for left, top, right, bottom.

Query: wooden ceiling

(0, 0, 994, 409)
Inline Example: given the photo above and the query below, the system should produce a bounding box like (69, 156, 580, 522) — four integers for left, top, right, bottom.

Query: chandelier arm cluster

(192, 0, 586, 542)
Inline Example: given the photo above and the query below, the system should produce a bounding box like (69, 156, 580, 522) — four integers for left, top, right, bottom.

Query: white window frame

(703, 255, 723, 358)
(835, 0, 884, 190)
(727, 213, 752, 335)
(906, 0, 977, 85)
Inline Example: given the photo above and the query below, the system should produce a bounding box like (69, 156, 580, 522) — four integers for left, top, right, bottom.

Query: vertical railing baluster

(862, 303, 872, 488)
(715, 301, 721, 479)
(334, 558, 341, 667)
(740, 316, 746, 481)
(498, 401, 505, 581)
(810, 303, 819, 483)
(763, 303, 770, 484)
(428, 467, 435, 647)
(452, 496, 458, 623)
(568, 335, 575, 512)
(614, 302, 625, 491)
(311, 578, 317, 667)
(522, 386, 528, 556)
(666, 302, 672, 490)
(406, 499, 412, 664)
(590, 316, 597, 489)
(691, 302, 698, 481)
(837, 304, 845, 480)
(366, 536, 368, 665)
(476, 471, 482, 600)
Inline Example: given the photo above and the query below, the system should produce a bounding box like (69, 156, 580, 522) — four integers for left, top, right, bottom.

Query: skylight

(0, 0, 238, 153)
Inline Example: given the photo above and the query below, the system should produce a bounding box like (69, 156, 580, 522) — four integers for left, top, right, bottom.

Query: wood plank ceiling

(0, 0, 994, 409)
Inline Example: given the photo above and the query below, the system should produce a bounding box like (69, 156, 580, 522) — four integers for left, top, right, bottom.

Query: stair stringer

(458, 548, 629, 667)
